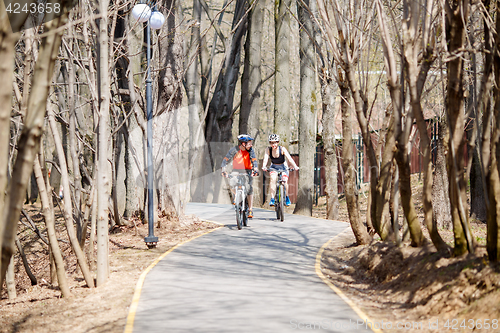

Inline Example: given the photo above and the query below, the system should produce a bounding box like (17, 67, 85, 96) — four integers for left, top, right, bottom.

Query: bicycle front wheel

(278, 184, 285, 221)
(242, 197, 248, 227)
(235, 191, 242, 230)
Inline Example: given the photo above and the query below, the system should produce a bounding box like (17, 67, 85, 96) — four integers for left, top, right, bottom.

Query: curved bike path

(126, 203, 378, 333)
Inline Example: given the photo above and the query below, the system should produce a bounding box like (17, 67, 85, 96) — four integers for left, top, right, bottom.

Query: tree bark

(97, 0, 111, 286)
(274, 0, 291, 147)
(0, 4, 19, 273)
(433, 117, 452, 231)
(294, 0, 317, 216)
(185, 0, 208, 204)
(0, 8, 71, 287)
(401, 0, 447, 250)
(320, 67, 339, 220)
(240, 0, 263, 141)
(205, 0, 248, 146)
(48, 107, 94, 288)
(15, 238, 37, 286)
(33, 155, 71, 297)
(485, 3, 500, 261)
(5, 255, 15, 299)
(445, 0, 475, 256)
(240, 0, 264, 206)
(158, 0, 183, 216)
(65, 38, 84, 243)
(340, 77, 371, 244)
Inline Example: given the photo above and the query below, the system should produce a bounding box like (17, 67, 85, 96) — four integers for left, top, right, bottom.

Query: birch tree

(97, 0, 111, 285)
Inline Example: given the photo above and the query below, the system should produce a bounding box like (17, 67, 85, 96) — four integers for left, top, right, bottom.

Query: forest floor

(314, 175, 500, 333)
(1, 175, 499, 332)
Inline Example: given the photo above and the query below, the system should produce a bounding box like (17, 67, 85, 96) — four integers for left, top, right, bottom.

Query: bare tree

(1, 4, 73, 287)
(95, 0, 112, 286)
(400, 0, 448, 250)
(274, 0, 292, 147)
(240, 0, 264, 140)
(205, 0, 248, 146)
(33, 155, 71, 297)
(48, 105, 94, 287)
(319, 66, 339, 220)
(294, 0, 317, 216)
(482, 0, 500, 261)
(340, 75, 371, 244)
(444, 0, 475, 256)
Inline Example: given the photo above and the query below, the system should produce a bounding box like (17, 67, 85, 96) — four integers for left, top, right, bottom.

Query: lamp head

(132, 4, 152, 23)
(150, 11, 165, 30)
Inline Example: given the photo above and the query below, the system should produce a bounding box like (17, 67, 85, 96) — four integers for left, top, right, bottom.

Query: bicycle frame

(275, 171, 286, 221)
(228, 173, 249, 230)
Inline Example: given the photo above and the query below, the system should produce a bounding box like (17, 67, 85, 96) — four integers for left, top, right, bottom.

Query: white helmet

(268, 134, 280, 142)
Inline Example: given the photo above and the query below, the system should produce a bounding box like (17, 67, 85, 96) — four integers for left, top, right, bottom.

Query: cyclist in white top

(261, 134, 299, 206)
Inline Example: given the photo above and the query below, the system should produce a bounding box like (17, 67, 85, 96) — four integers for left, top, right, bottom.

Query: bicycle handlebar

(262, 168, 298, 172)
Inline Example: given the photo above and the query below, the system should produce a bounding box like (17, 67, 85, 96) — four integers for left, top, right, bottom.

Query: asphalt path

(130, 203, 375, 333)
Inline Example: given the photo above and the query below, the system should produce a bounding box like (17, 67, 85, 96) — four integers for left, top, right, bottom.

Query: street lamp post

(132, 2, 165, 249)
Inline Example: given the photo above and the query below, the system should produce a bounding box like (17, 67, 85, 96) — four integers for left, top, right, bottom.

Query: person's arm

(262, 147, 270, 171)
(249, 147, 258, 171)
(282, 147, 299, 169)
(221, 147, 237, 173)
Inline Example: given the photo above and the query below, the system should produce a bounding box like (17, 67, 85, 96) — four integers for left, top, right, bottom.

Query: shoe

(248, 210, 253, 218)
(269, 198, 275, 206)
(285, 196, 291, 206)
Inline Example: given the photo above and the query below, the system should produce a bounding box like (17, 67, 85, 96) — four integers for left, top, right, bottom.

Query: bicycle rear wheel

(235, 191, 242, 230)
(278, 184, 285, 221)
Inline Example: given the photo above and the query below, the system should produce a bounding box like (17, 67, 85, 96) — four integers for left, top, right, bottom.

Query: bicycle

(226, 172, 250, 230)
(266, 168, 295, 222)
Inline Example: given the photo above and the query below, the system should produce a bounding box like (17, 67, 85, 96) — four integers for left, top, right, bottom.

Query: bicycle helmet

(237, 134, 253, 143)
(268, 134, 280, 142)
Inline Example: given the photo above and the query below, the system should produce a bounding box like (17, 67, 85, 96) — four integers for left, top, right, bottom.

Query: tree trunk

(340, 77, 371, 244)
(395, 140, 426, 246)
(0, 9, 70, 287)
(5, 255, 15, 299)
(445, 0, 475, 256)
(97, 0, 111, 286)
(15, 238, 37, 286)
(401, 0, 447, 250)
(158, 0, 184, 216)
(33, 155, 71, 297)
(485, 6, 500, 261)
(0, 12, 16, 255)
(240, 0, 264, 206)
(274, 0, 291, 147)
(124, 21, 144, 218)
(185, 0, 208, 204)
(240, 0, 263, 140)
(478, 0, 500, 262)
(294, 0, 317, 216)
(433, 117, 452, 230)
(66, 38, 84, 243)
(466, 22, 486, 222)
(48, 107, 94, 288)
(320, 67, 339, 220)
(205, 0, 248, 146)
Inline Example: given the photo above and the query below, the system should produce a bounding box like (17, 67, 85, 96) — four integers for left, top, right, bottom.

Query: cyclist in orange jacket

(221, 134, 259, 218)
